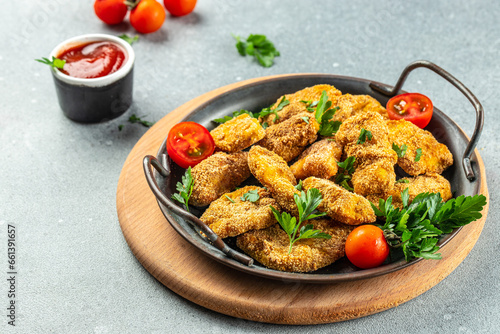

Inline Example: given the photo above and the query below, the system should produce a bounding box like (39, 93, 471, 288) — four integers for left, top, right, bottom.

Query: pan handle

(143, 154, 254, 266)
(369, 60, 484, 181)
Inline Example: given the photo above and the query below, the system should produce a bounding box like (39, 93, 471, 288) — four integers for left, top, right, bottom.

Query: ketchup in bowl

(57, 41, 127, 79)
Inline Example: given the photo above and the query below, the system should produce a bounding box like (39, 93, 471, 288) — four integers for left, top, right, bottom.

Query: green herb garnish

(233, 34, 280, 67)
(119, 114, 155, 131)
(212, 97, 289, 125)
(415, 148, 423, 162)
(357, 128, 373, 144)
(119, 34, 139, 45)
(35, 56, 66, 69)
(240, 189, 260, 202)
(301, 116, 310, 124)
(171, 167, 194, 212)
(335, 156, 356, 191)
(294, 179, 303, 191)
(396, 179, 410, 184)
(224, 194, 236, 203)
(392, 143, 408, 158)
(372, 189, 487, 261)
(308, 91, 342, 136)
(212, 109, 254, 124)
(270, 188, 330, 254)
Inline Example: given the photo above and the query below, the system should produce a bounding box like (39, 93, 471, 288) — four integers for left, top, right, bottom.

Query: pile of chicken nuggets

(186, 84, 453, 273)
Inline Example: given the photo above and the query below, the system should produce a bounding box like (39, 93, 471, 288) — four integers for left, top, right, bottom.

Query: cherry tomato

(386, 93, 434, 129)
(130, 0, 166, 34)
(94, 0, 128, 25)
(167, 122, 215, 168)
(345, 225, 389, 269)
(163, 0, 197, 16)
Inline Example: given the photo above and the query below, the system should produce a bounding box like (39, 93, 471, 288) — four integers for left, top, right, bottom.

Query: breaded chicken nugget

(260, 84, 342, 126)
(302, 177, 376, 225)
(258, 112, 320, 162)
(210, 113, 265, 153)
(200, 186, 279, 238)
(335, 110, 391, 147)
(248, 145, 299, 215)
(387, 119, 453, 175)
(351, 160, 397, 196)
(333, 93, 388, 122)
(189, 151, 250, 207)
(236, 219, 355, 272)
(290, 139, 343, 180)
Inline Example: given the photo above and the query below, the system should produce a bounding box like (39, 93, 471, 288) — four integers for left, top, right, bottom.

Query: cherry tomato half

(345, 225, 389, 269)
(167, 122, 215, 168)
(386, 93, 433, 129)
(163, 0, 197, 16)
(130, 0, 166, 34)
(94, 0, 128, 25)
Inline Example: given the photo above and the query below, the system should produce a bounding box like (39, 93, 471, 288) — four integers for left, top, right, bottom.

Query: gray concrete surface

(1, 0, 499, 333)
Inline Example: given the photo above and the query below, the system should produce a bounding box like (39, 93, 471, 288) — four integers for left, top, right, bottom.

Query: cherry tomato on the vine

(167, 122, 215, 169)
(130, 0, 166, 34)
(94, 0, 128, 25)
(163, 0, 197, 16)
(345, 225, 389, 269)
(386, 92, 434, 129)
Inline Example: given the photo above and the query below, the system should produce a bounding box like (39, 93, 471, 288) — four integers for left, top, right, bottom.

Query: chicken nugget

(258, 112, 319, 162)
(260, 84, 342, 126)
(200, 186, 279, 238)
(210, 113, 265, 152)
(302, 177, 376, 225)
(387, 119, 453, 175)
(335, 110, 391, 147)
(367, 173, 452, 209)
(333, 93, 388, 122)
(248, 145, 299, 215)
(351, 160, 397, 196)
(189, 151, 250, 207)
(236, 219, 355, 272)
(290, 139, 343, 180)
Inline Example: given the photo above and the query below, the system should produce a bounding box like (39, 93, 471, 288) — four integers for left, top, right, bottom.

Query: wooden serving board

(116, 75, 489, 325)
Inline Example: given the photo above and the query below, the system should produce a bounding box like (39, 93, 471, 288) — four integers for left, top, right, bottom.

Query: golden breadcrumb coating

(387, 119, 453, 176)
(210, 114, 265, 153)
(302, 177, 376, 225)
(236, 219, 355, 272)
(367, 173, 452, 209)
(258, 112, 320, 162)
(189, 151, 250, 207)
(335, 110, 397, 196)
(200, 186, 280, 238)
(290, 139, 343, 180)
(248, 145, 299, 216)
(333, 93, 389, 122)
(260, 84, 342, 126)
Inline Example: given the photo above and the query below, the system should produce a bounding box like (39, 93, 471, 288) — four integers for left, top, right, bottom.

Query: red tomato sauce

(57, 41, 127, 79)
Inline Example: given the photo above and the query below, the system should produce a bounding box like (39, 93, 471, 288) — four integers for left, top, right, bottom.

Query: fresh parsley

(233, 34, 280, 67)
(357, 128, 373, 144)
(301, 116, 310, 124)
(120, 114, 155, 130)
(335, 156, 356, 191)
(225, 194, 236, 203)
(240, 189, 260, 202)
(270, 188, 331, 254)
(392, 143, 408, 158)
(212, 110, 254, 124)
(371, 189, 487, 261)
(307, 91, 342, 137)
(396, 179, 410, 184)
(171, 167, 194, 212)
(211, 97, 289, 125)
(294, 179, 303, 191)
(119, 34, 139, 45)
(415, 148, 423, 162)
(35, 56, 66, 69)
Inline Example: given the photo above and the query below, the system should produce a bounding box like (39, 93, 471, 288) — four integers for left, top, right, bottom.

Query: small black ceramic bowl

(49, 34, 135, 123)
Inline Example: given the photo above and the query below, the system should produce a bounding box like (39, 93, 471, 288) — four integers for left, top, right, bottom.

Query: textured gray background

(1, 0, 499, 333)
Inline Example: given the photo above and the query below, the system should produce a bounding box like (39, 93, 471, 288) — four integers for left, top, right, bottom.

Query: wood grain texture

(116, 75, 489, 325)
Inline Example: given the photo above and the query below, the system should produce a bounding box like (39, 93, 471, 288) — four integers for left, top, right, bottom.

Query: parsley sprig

(35, 56, 66, 69)
(212, 97, 289, 125)
(240, 189, 260, 202)
(119, 114, 156, 131)
(118, 34, 139, 45)
(233, 34, 280, 67)
(415, 148, 423, 162)
(372, 189, 487, 261)
(334, 156, 356, 191)
(357, 128, 373, 144)
(270, 189, 331, 254)
(312, 91, 342, 136)
(171, 167, 194, 212)
(392, 143, 408, 158)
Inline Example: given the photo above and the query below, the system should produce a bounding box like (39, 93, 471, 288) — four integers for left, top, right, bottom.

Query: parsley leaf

(301, 116, 310, 124)
(240, 189, 260, 202)
(224, 194, 235, 203)
(396, 179, 410, 184)
(35, 56, 66, 69)
(294, 179, 303, 191)
(308, 91, 342, 136)
(211, 97, 289, 125)
(335, 156, 356, 191)
(233, 34, 280, 67)
(119, 34, 139, 45)
(212, 109, 255, 124)
(127, 114, 155, 128)
(270, 188, 330, 254)
(357, 128, 373, 144)
(392, 143, 408, 158)
(415, 148, 423, 162)
(171, 167, 194, 212)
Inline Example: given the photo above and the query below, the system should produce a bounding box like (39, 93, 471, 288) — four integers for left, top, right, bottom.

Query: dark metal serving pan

(143, 60, 484, 283)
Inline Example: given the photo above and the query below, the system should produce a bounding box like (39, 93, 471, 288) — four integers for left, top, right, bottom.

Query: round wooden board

(116, 75, 489, 325)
